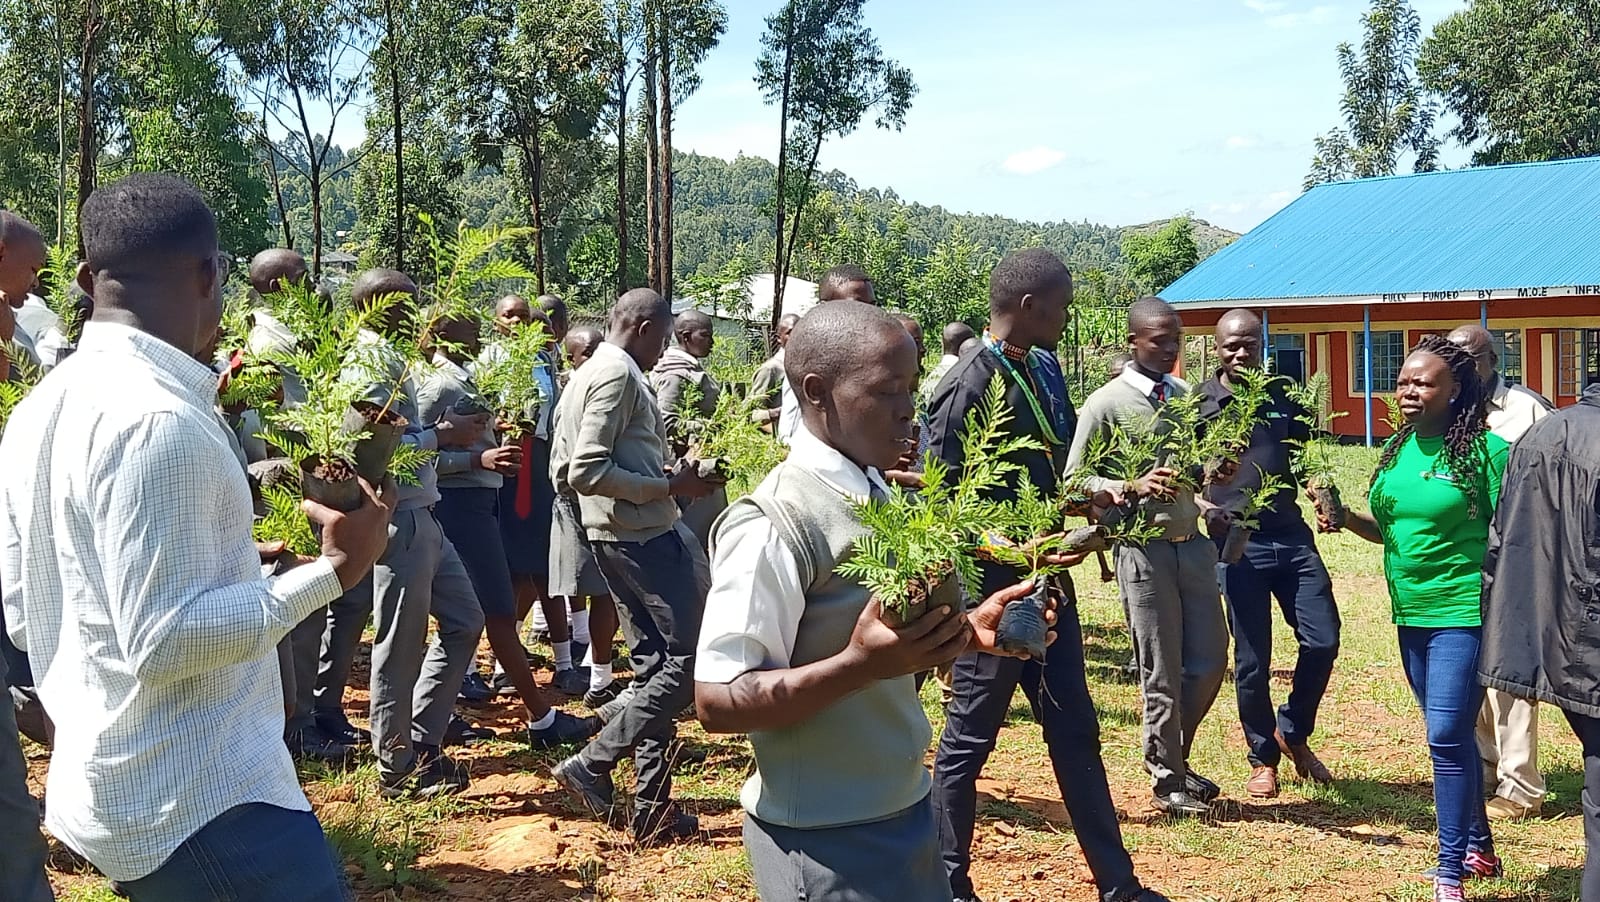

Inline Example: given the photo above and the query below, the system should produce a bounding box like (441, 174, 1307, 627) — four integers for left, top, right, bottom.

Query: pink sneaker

(1463, 848, 1503, 879)
(1434, 879, 1466, 902)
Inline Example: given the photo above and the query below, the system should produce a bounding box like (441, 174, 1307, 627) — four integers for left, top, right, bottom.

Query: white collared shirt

(1119, 365, 1188, 401)
(1486, 375, 1553, 444)
(695, 423, 889, 681)
(0, 321, 343, 881)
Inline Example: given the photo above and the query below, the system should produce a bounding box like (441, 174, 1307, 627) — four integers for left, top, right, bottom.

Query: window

(1490, 329, 1523, 386)
(1351, 330, 1406, 393)
(1560, 330, 1581, 397)
(1268, 333, 1306, 382)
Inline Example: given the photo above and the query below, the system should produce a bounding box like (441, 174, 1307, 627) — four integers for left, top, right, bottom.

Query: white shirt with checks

(0, 321, 344, 881)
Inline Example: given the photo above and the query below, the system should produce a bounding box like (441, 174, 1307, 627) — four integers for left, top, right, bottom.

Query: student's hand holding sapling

(304, 475, 396, 590)
(669, 463, 719, 499)
(1127, 465, 1178, 500)
(845, 598, 973, 680)
(968, 579, 1059, 659)
(479, 444, 523, 475)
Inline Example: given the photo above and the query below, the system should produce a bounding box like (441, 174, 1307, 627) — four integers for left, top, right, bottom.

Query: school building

(1161, 155, 1600, 444)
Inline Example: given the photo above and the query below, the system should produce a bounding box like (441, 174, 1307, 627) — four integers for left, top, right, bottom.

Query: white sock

(589, 662, 613, 692)
(529, 709, 556, 731)
(531, 605, 549, 632)
(570, 609, 590, 645)
(553, 639, 572, 671)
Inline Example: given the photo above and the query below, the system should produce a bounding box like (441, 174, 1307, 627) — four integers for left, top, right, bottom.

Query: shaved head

(608, 288, 674, 370)
(1448, 323, 1497, 382)
(352, 267, 417, 310)
(1129, 296, 1178, 332)
(819, 264, 876, 304)
(539, 293, 569, 339)
(941, 321, 976, 355)
(0, 210, 46, 304)
(675, 309, 712, 337)
(1127, 296, 1182, 376)
(1215, 308, 1261, 343)
(776, 312, 800, 348)
(248, 248, 308, 296)
(989, 248, 1073, 350)
(565, 325, 604, 368)
(787, 300, 918, 470)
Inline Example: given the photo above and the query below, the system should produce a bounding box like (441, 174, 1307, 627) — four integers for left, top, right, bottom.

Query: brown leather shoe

(1277, 730, 1334, 783)
(1246, 765, 1279, 799)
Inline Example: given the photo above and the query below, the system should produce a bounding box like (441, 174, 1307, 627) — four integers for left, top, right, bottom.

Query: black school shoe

(633, 804, 700, 847)
(443, 714, 496, 746)
(285, 726, 354, 764)
(458, 671, 495, 703)
(381, 746, 469, 800)
(529, 711, 602, 750)
(1151, 790, 1210, 818)
(552, 756, 615, 815)
(1185, 770, 1221, 803)
(315, 712, 371, 746)
(583, 678, 626, 709)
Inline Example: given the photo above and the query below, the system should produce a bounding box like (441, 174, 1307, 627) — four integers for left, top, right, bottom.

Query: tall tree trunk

(770, 8, 795, 331)
(265, 145, 292, 248)
(780, 127, 824, 290)
(614, 12, 629, 296)
(643, 38, 661, 294)
(54, 1, 67, 246)
(290, 82, 323, 278)
(73, 0, 104, 258)
(386, 0, 405, 271)
(658, 3, 674, 301)
(516, 110, 548, 295)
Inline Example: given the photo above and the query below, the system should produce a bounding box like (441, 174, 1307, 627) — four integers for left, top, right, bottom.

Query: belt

(1167, 533, 1200, 544)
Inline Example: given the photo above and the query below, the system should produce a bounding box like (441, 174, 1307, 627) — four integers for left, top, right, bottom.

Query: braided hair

(1371, 335, 1492, 518)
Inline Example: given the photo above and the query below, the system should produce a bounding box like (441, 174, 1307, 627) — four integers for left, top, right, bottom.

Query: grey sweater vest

(713, 461, 932, 829)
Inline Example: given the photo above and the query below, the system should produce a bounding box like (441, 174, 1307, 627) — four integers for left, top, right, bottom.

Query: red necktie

(1151, 383, 1166, 404)
(515, 434, 536, 519)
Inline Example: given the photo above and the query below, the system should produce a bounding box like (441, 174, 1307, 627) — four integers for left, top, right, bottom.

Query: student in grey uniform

(419, 315, 598, 750)
(338, 268, 489, 798)
(549, 326, 623, 707)
(695, 300, 1045, 902)
(1064, 297, 1230, 818)
(549, 288, 720, 844)
(652, 309, 727, 549)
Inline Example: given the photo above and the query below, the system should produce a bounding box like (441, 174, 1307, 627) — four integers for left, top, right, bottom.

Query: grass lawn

(29, 446, 1587, 901)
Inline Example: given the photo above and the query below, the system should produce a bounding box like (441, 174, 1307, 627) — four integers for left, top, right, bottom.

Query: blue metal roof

(1162, 156, 1600, 306)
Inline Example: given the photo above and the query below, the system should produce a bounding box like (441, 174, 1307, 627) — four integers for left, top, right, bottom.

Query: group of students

(3, 171, 1600, 902)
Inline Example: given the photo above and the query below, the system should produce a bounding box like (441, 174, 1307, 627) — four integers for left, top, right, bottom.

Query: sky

(668, 0, 1472, 233)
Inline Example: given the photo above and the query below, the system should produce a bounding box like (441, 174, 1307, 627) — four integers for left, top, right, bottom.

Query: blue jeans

(116, 803, 349, 902)
(1221, 534, 1340, 767)
(1396, 626, 1494, 884)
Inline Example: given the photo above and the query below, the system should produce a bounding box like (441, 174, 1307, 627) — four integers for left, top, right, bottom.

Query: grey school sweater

(1064, 373, 1202, 542)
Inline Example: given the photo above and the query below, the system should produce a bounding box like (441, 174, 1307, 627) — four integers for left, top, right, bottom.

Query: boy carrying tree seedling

(1065, 296, 1231, 818)
(694, 299, 1054, 902)
(1198, 308, 1340, 802)
(927, 249, 1165, 902)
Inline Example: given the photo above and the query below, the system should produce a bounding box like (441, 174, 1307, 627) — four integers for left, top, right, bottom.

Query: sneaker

(634, 805, 700, 847)
(551, 667, 591, 695)
(381, 748, 469, 800)
(1151, 790, 1210, 818)
(528, 711, 601, 750)
(595, 685, 637, 725)
(583, 678, 626, 709)
(552, 755, 614, 816)
(443, 714, 496, 747)
(285, 727, 354, 764)
(1185, 770, 1221, 803)
(314, 713, 370, 746)
(458, 672, 494, 703)
(1433, 879, 1466, 902)
(1420, 848, 1504, 881)
(1485, 795, 1540, 820)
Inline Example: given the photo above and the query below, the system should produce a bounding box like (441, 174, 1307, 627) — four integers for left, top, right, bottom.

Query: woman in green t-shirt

(1325, 336, 1508, 902)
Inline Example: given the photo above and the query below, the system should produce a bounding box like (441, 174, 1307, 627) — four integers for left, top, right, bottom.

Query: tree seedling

(1219, 467, 1292, 564)
(1286, 372, 1348, 527)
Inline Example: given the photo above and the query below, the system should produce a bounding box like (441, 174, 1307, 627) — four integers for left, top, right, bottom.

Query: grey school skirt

(549, 492, 610, 598)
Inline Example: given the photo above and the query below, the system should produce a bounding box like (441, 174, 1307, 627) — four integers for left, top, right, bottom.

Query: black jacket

(1480, 384, 1600, 718)
(1197, 373, 1313, 541)
(926, 346, 1075, 597)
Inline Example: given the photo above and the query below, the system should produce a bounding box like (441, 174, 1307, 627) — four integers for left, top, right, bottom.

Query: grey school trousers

(313, 576, 372, 729)
(744, 794, 951, 902)
(365, 508, 485, 777)
(0, 655, 53, 902)
(1118, 537, 1229, 795)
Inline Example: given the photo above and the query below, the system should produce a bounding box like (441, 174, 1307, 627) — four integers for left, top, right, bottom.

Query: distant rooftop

(1162, 156, 1600, 309)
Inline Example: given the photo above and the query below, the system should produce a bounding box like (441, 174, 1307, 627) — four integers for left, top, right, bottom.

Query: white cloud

(1001, 146, 1067, 175)
(1266, 4, 1339, 29)
(1225, 135, 1260, 150)
(1258, 190, 1297, 211)
(1242, 0, 1286, 12)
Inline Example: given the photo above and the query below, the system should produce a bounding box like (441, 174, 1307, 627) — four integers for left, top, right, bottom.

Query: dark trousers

(932, 608, 1140, 902)
(586, 526, 708, 833)
(1221, 533, 1340, 767)
(116, 803, 348, 902)
(0, 655, 52, 902)
(1564, 710, 1600, 902)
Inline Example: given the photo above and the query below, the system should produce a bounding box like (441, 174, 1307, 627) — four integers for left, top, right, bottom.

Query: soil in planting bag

(994, 576, 1051, 661)
(301, 456, 362, 513)
(1221, 522, 1252, 565)
(882, 564, 961, 628)
(345, 401, 409, 485)
(1308, 482, 1344, 529)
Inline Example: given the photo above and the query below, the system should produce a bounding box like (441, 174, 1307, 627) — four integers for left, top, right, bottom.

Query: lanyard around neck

(982, 335, 1064, 448)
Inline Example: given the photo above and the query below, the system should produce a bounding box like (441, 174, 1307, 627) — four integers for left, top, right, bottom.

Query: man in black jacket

(927, 248, 1163, 902)
(1199, 309, 1339, 800)
(1481, 383, 1600, 901)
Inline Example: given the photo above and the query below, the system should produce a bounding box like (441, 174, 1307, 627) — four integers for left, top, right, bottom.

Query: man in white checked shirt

(0, 174, 391, 901)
